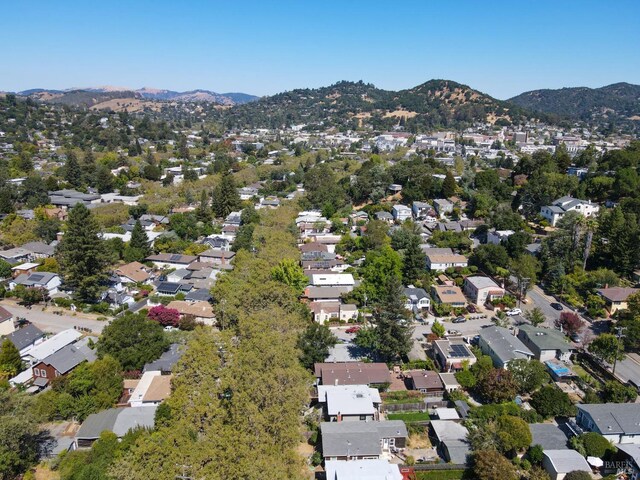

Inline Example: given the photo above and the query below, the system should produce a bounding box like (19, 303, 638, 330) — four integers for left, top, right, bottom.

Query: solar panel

(449, 344, 469, 358)
(170, 254, 182, 262)
(29, 274, 45, 282)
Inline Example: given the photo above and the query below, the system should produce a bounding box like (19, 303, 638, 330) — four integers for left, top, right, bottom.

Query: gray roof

(76, 406, 156, 440)
(321, 421, 407, 457)
(40, 341, 97, 374)
(13, 272, 58, 287)
(454, 400, 471, 419)
(143, 343, 185, 373)
(479, 326, 534, 364)
(304, 286, 351, 299)
(403, 286, 429, 301)
(465, 276, 501, 290)
(21, 241, 55, 256)
(543, 449, 591, 474)
(577, 403, 640, 435)
(528, 423, 569, 450)
(518, 325, 571, 353)
(185, 289, 212, 302)
(3, 324, 44, 351)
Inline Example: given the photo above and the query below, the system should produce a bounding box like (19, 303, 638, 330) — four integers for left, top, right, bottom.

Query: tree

(431, 319, 446, 338)
(555, 312, 583, 335)
(124, 220, 151, 262)
(442, 170, 457, 198)
(402, 234, 426, 284)
(147, 305, 181, 328)
(473, 450, 518, 480)
(0, 339, 23, 377)
(95, 165, 114, 194)
(97, 313, 169, 371)
(142, 163, 162, 181)
(360, 245, 402, 303)
(496, 415, 532, 453)
(56, 203, 109, 303)
(527, 444, 545, 465)
(196, 190, 212, 223)
(589, 333, 625, 365)
(507, 359, 549, 394)
(477, 368, 518, 403)
(367, 276, 413, 362)
(298, 323, 338, 369)
(510, 254, 539, 293)
(470, 244, 510, 276)
(0, 260, 11, 279)
(602, 380, 638, 403)
(211, 171, 241, 218)
(270, 259, 309, 294)
(573, 432, 616, 458)
(455, 369, 477, 389)
(564, 472, 592, 480)
(530, 386, 575, 418)
(64, 152, 83, 187)
(524, 307, 546, 327)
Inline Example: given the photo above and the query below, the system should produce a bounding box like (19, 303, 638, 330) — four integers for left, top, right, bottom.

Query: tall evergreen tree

(95, 165, 114, 194)
(442, 170, 457, 198)
(211, 171, 241, 218)
(124, 220, 151, 262)
(64, 151, 83, 188)
(0, 339, 23, 377)
(56, 203, 109, 302)
(402, 234, 426, 284)
(370, 276, 414, 361)
(196, 190, 212, 223)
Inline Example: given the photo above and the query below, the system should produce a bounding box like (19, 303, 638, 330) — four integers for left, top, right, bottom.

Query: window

(40, 369, 47, 378)
(360, 415, 367, 421)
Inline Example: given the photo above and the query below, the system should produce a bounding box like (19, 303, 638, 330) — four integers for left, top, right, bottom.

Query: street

(522, 285, 563, 328)
(1, 300, 107, 335)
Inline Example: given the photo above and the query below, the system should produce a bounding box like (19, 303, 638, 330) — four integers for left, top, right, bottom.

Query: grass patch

(386, 411, 431, 422)
(382, 391, 425, 405)
(416, 470, 466, 480)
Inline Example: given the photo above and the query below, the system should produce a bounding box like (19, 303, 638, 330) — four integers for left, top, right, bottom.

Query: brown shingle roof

(166, 300, 214, 318)
(116, 262, 152, 283)
(314, 362, 390, 385)
(408, 370, 444, 391)
(142, 375, 172, 402)
(597, 287, 640, 303)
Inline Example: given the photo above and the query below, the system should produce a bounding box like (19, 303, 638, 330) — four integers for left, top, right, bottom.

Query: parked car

(551, 303, 564, 311)
(346, 326, 360, 334)
(506, 308, 522, 316)
(570, 333, 581, 343)
(466, 304, 477, 313)
(452, 316, 467, 323)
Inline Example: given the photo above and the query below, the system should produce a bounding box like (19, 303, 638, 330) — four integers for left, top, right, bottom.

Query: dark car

(466, 304, 477, 313)
(452, 316, 467, 324)
(550, 303, 564, 311)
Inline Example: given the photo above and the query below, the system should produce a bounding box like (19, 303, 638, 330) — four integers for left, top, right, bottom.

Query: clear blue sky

(2, 0, 638, 99)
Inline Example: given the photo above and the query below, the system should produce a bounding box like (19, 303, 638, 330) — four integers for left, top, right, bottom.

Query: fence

(383, 402, 426, 412)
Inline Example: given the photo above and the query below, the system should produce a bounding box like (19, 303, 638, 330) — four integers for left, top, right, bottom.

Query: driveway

(1, 301, 108, 335)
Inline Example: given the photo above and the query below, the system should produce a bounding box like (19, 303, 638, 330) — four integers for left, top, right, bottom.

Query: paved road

(0, 301, 107, 335)
(523, 286, 563, 328)
(608, 353, 640, 388)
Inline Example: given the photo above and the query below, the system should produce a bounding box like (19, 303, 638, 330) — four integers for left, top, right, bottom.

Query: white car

(506, 308, 522, 316)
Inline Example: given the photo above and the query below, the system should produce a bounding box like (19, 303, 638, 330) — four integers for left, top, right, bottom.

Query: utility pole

(612, 326, 626, 375)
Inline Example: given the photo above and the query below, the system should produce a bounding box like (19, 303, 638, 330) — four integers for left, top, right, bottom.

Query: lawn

(415, 470, 466, 480)
(386, 411, 431, 422)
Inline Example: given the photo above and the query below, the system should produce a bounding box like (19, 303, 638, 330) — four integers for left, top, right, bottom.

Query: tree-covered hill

(509, 82, 640, 125)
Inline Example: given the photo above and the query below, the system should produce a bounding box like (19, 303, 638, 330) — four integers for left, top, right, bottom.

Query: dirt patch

(383, 109, 418, 119)
(408, 431, 432, 449)
(90, 98, 161, 112)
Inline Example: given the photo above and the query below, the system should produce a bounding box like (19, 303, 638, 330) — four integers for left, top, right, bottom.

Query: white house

(540, 196, 600, 226)
(463, 276, 505, 305)
(487, 229, 515, 245)
(542, 450, 591, 480)
(424, 248, 468, 271)
(0, 306, 14, 336)
(403, 286, 430, 312)
(310, 274, 355, 288)
(9, 272, 61, 295)
(317, 384, 381, 422)
(392, 204, 412, 222)
(576, 404, 640, 444)
(128, 371, 172, 407)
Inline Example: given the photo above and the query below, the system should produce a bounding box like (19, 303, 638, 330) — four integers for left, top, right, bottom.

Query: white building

(392, 204, 412, 222)
(540, 196, 599, 226)
(487, 229, 515, 245)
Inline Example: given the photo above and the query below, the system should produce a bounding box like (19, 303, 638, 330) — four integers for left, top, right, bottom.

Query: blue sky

(1, 0, 638, 99)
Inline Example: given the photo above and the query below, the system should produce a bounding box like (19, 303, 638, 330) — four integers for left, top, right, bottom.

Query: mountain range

(15, 86, 259, 106)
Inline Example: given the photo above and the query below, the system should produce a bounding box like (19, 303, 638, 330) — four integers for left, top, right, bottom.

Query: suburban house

(314, 362, 390, 387)
(308, 302, 358, 324)
(165, 300, 215, 326)
(197, 249, 235, 266)
(478, 326, 534, 368)
(403, 286, 431, 313)
(303, 286, 352, 303)
(616, 444, 640, 480)
(324, 459, 402, 480)
(11, 262, 40, 278)
(143, 343, 185, 373)
(424, 248, 468, 271)
(374, 211, 394, 223)
(317, 384, 381, 422)
(48, 189, 101, 209)
(9, 272, 61, 295)
(0, 306, 14, 336)
(517, 325, 573, 362)
(320, 421, 408, 460)
(439, 372, 462, 392)
(21, 241, 55, 260)
(433, 199, 454, 217)
(463, 276, 505, 305)
(412, 201, 434, 220)
(430, 420, 470, 465)
(392, 204, 412, 222)
(0, 247, 32, 264)
(431, 285, 467, 308)
(32, 340, 96, 387)
(528, 424, 569, 451)
(75, 406, 157, 449)
(155, 281, 191, 296)
(576, 403, 640, 444)
(486, 229, 515, 245)
(596, 287, 640, 315)
(406, 370, 445, 396)
(145, 253, 197, 270)
(540, 196, 599, 226)
(21, 328, 82, 365)
(115, 262, 154, 284)
(433, 339, 477, 372)
(542, 450, 591, 480)
(3, 324, 45, 356)
(128, 371, 172, 407)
